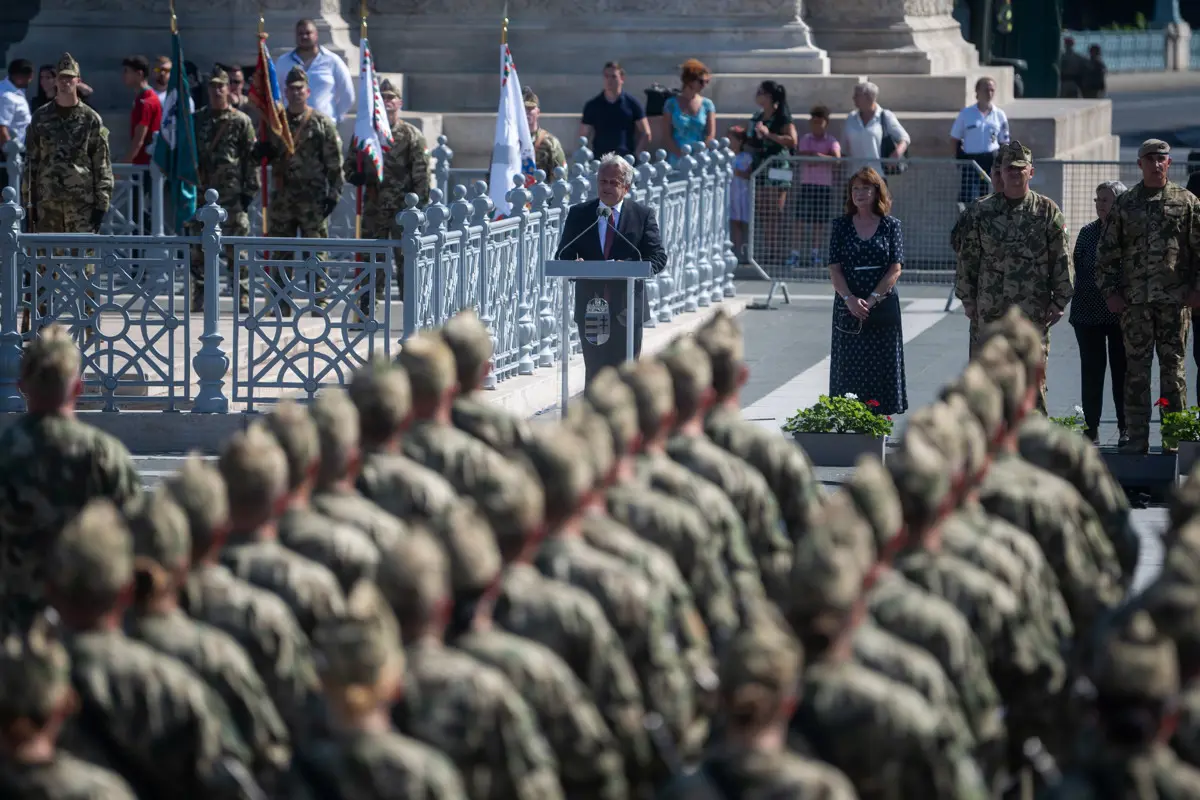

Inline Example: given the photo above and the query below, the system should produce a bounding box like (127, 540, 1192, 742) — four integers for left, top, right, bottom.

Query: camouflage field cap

(473, 465, 545, 547)
(49, 499, 134, 603)
(787, 536, 864, 633)
(974, 337, 1028, 425)
(523, 87, 539, 110)
(941, 362, 1005, 442)
(348, 358, 412, 445)
(583, 368, 640, 456)
(441, 310, 494, 390)
(208, 65, 229, 86)
(1139, 138, 1171, 159)
(998, 140, 1031, 168)
(313, 582, 404, 687)
(814, 490, 876, 573)
(262, 399, 320, 491)
(285, 66, 308, 86)
(906, 404, 967, 476)
(522, 425, 594, 518)
(943, 394, 988, 478)
(162, 454, 229, 558)
(720, 625, 803, 703)
(378, 78, 399, 100)
(618, 359, 675, 439)
(658, 336, 713, 418)
(310, 388, 360, 485)
(376, 527, 448, 629)
(1090, 611, 1179, 701)
(127, 490, 192, 573)
(696, 309, 745, 396)
(886, 427, 952, 527)
(567, 405, 616, 482)
(844, 455, 904, 556)
(0, 619, 71, 722)
(56, 52, 80, 78)
(979, 307, 1045, 375)
(396, 331, 457, 403)
(433, 501, 502, 594)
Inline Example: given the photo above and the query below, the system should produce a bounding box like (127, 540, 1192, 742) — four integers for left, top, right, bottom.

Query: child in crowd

(728, 126, 752, 263)
(789, 105, 841, 270)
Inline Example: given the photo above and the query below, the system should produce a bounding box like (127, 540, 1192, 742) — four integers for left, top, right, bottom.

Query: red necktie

(603, 212, 617, 259)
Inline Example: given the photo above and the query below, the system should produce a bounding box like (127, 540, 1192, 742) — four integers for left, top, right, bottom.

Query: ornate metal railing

(0, 138, 737, 412)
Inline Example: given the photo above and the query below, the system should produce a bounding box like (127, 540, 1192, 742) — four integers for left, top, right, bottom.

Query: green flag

(153, 30, 198, 230)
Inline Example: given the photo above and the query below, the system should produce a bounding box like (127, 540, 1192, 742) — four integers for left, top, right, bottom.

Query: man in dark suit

(555, 153, 668, 385)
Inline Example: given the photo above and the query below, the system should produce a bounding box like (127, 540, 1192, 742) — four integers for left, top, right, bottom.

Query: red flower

(887, 416, 893, 421)
(867, 399, 880, 408)
(1156, 397, 1171, 408)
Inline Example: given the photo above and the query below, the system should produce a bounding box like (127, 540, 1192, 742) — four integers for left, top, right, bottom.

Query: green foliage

(1161, 403, 1200, 448)
(1048, 405, 1086, 434)
(782, 393, 894, 438)
(1097, 13, 1148, 31)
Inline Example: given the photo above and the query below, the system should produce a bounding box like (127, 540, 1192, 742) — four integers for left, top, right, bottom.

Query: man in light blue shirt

(950, 76, 1010, 203)
(0, 59, 33, 191)
(274, 19, 355, 123)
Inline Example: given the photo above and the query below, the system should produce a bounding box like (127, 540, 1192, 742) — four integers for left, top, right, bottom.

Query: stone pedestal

(805, 0, 980, 74)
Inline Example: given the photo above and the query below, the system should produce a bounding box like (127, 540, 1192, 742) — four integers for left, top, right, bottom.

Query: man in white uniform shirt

(0, 59, 33, 189)
(950, 76, 1010, 204)
(274, 19, 355, 123)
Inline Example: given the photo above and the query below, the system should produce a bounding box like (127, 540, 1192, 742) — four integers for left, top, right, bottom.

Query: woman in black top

(745, 80, 797, 267)
(31, 65, 55, 112)
(1071, 180, 1128, 445)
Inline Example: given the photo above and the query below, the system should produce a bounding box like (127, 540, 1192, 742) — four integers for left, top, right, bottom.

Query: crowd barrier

(0, 139, 737, 413)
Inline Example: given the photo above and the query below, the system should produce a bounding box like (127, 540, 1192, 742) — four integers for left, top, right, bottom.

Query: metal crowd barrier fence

(0, 139, 737, 413)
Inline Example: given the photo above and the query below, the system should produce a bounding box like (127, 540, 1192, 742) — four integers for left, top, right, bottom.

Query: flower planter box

(791, 431, 888, 468)
(1178, 440, 1200, 480)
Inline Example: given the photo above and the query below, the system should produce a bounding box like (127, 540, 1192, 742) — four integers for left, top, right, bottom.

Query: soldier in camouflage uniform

(520, 426, 701, 767)
(1096, 138, 1200, 454)
(257, 66, 344, 316)
(784, 528, 989, 800)
(189, 65, 259, 312)
(1041, 612, 1200, 796)
(163, 456, 325, 746)
(658, 338, 792, 605)
(124, 490, 293, 793)
(216, 425, 346, 636)
(955, 140, 1073, 412)
(695, 308, 824, 543)
(344, 78, 430, 311)
(659, 625, 858, 799)
(380, 522, 628, 799)
(378, 530, 566, 800)
(299, 581, 468, 798)
(0, 326, 141, 632)
(307, 388, 410, 554)
(442, 308, 533, 455)
(260, 399, 379, 591)
(524, 88, 567, 182)
(46, 500, 258, 798)
(347, 357, 467, 532)
(1140, 549, 1200, 769)
(0, 619, 136, 798)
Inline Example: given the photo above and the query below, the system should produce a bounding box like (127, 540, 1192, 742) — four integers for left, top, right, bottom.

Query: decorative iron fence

(0, 139, 737, 413)
(1062, 29, 1168, 73)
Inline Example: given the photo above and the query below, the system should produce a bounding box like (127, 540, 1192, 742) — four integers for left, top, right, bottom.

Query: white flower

(844, 393, 858, 400)
(1074, 405, 1084, 415)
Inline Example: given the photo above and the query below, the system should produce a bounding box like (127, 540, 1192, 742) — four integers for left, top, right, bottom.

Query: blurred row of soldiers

(0, 300, 1197, 797)
(16, 53, 432, 314)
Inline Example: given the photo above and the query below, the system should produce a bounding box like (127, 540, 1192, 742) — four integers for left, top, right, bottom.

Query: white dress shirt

(598, 199, 625, 254)
(950, 104, 1010, 155)
(0, 77, 32, 147)
(274, 46, 355, 122)
(843, 105, 909, 177)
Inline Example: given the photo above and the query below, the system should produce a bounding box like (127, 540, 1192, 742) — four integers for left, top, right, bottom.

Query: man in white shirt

(950, 76, 1009, 204)
(843, 81, 909, 179)
(0, 59, 33, 191)
(152, 55, 195, 114)
(274, 19, 355, 123)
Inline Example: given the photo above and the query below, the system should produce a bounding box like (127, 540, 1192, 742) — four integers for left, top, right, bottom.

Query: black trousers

(579, 314, 644, 387)
(1074, 322, 1127, 435)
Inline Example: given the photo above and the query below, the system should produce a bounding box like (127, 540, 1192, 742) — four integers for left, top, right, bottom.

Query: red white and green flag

(488, 44, 535, 217)
(353, 37, 392, 181)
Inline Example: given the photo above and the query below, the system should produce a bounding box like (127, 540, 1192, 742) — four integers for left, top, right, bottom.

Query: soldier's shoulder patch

(98, 125, 109, 141)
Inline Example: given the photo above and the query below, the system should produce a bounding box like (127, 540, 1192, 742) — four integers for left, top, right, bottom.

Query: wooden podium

(542, 259, 656, 416)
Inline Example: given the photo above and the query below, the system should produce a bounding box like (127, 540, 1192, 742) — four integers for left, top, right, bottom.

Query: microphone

(599, 204, 645, 265)
(556, 204, 609, 259)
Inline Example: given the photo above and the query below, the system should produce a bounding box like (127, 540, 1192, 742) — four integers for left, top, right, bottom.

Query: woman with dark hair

(827, 166, 907, 415)
(662, 58, 716, 164)
(745, 80, 797, 267)
(31, 65, 55, 112)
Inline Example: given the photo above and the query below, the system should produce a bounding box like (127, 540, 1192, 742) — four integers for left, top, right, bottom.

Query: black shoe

(1117, 429, 1129, 447)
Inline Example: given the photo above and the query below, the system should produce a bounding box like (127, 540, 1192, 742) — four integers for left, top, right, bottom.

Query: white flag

(354, 37, 392, 181)
(488, 44, 536, 218)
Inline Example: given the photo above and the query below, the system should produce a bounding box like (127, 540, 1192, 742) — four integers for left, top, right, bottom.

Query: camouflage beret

(1139, 138, 1170, 159)
(348, 358, 413, 445)
(814, 490, 876, 574)
(56, 52, 80, 78)
(583, 368, 640, 456)
(441, 310, 494, 391)
(567, 405, 616, 482)
(658, 337, 713, 419)
(433, 501, 502, 594)
(162, 455, 229, 560)
(522, 426, 594, 519)
(1090, 611, 1179, 701)
(219, 424, 290, 513)
(21, 325, 82, 395)
(843, 455, 904, 556)
(998, 140, 1031, 167)
(941, 362, 1005, 443)
(310, 389, 360, 486)
(261, 399, 320, 491)
(396, 332, 457, 404)
(787, 536, 864, 635)
(208, 65, 229, 86)
(979, 307, 1045, 376)
(376, 527, 449, 628)
(886, 428, 952, 529)
(696, 310, 745, 397)
(0, 619, 71, 722)
(619, 359, 675, 439)
(127, 489, 192, 573)
(313, 582, 404, 687)
(285, 66, 308, 86)
(49, 500, 134, 604)
(720, 625, 804, 711)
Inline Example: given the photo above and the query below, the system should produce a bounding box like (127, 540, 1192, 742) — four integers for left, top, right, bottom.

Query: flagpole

(258, 12, 270, 236)
(170, 0, 177, 34)
(501, 0, 508, 44)
(355, 0, 366, 240)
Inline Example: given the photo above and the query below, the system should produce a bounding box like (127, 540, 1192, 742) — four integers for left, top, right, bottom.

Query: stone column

(805, 0, 980, 74)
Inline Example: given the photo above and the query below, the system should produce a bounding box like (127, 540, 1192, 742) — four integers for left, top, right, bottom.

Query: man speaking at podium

(556, 153, 668, 385)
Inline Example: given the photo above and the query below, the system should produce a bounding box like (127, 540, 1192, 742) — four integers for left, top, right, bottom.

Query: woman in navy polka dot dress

(827, 167, 908, 415)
